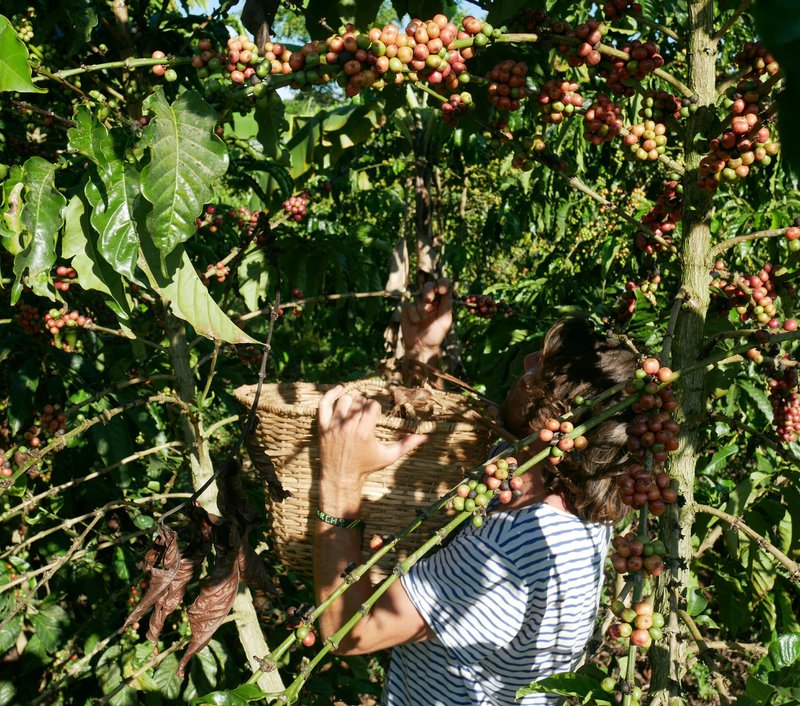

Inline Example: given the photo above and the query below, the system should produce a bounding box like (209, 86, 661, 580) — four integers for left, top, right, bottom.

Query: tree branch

(678, 610, 732, 704)
(694, 504, 800, 582)
(708, 228, 787, 261)
(712, 0, 753, 42)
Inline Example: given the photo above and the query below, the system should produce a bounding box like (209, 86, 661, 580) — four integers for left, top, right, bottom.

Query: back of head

(501, 316, 639, 524)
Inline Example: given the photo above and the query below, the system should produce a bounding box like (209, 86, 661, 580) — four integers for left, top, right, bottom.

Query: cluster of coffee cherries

(486, 60, 529, 112)
(616, 270, 662, 322)
(453, 457, 523, 526)
(735, 42, 780, 79)
(582, 94, 623, 144)
(699, 116, 778, 189)
(610, 530, 667, 577)
(603, 0, 643, 19)
(16, 303, 41, 336)
(203, 262, 230, 283)
(440, 92, 474, 125)
(635, 180, 682, 255)
(617, 462, 677, 513)
(150, 51, 176, 82)
(294, 624, 316, 648)
(511, 133, 547, 171)
(600, 40, 664, 97)
(461, 294, 512, 318)
(710, 260, 788, 327)
(765, 358, 800, 442)
(196, 204, 224, 233)
(54, 265, 77, 291)
(786, 218, 800, 252)
(43, 309, 92, 336)
(265, 15, 498, 98)
(14, 404, 68, 469)
(609, 599, 665, 649)
(558, 20, 606, 68)
(283, 192, 309, 221)
(624, 357, 680, 465)
(537, 79, 583, 124)
(624, 120, 668, 161)
(600, 676, 643, 706)
(538, 418, 589, 466)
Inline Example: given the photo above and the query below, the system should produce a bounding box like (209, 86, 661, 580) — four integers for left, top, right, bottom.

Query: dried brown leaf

(122, 525, 181, 631)
(238, 538, 274, 612)
(146, 552, 204, 648)
(241, 0, 279, 52)
(178, 525, 241, 677)
(245, 432, 290, 502)
(217, 459, 258, 525)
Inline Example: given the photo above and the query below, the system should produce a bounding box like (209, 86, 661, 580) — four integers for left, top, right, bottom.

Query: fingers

(318, 385, 344, 429)
(380, 433, 429, 467)
(403, 299, 421, 324)
(435, 277, 452, 311)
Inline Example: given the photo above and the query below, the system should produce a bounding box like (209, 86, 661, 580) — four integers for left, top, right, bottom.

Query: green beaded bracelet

(315, 508, 364, 530)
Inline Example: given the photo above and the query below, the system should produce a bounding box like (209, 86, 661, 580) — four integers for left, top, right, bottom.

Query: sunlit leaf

(0, 15, 45, 93)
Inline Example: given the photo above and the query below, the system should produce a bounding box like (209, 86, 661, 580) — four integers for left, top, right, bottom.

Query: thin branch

(712, 0, 753, 42)
(2, 493, 191, 559)
(678, 610, 732, 704)
(66, 374, 175, 417)
(31, 66, 89, 102)
(0, 441, 183, 523)
(0, 394, 189, 497)
(238, 289, 410, 323)
(695, 503, 800, 582)
(202, 415, 240, 439)
(10, 100, 74, 127)
(85, 322, 163, 349)
(709, 412, 800, 471)
(708, 228, 787, 261)
(0, 514, 103, 632)
(636, 15, 681, 43)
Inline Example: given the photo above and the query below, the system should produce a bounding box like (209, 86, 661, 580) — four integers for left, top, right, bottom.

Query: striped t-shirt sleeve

(401, 529, 527, 666)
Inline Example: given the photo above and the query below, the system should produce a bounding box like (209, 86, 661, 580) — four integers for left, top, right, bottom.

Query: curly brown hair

(500, 317, 639, 524)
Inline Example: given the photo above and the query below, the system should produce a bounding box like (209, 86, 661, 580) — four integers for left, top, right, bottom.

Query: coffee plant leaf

(146, 553, 204, 645)
(154, 247, 258, 344)
(68, 108, 142, 280)
(237, 247, 270, 312)
(179, 528, 241, 677)
(0, 166, 24, 252)
(0, 681, 16, 706)
(153, 652, 182, 700)
(254, 91, 288, 163)
(62, 195, 133, 323)
(761, 633, 800, 679)
(140, 87, 228, 258)
(517, 673, 613, 704)
(0, 614, 21, 655)
(193, 684, 266, 705)
(12, 157, 66, 304)
(8, 358, 38, 435)
(29, 603, 68, 654)
(0, 15, 44, 94)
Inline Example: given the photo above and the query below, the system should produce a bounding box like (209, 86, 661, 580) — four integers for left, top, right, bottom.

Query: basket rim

(234, 380, 491, 434)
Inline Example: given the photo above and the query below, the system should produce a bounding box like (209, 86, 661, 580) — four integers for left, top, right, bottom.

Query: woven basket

(234, 379, 495, 580)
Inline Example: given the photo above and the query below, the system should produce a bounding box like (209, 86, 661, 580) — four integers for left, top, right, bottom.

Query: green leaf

(0, 15, 45, 93)
(68, 108, 141, 281)
(140, 87, 228, 258)
(516, 672, 612, 704)
(237, 248, 270, 312)
(739, 381, 773, 421)
(153, 653, 182, 700)
(0, 614, 21, 655)
(12, 157, 66, 302)
(0, 682, 16, 706)
(8, 358, 38, 435)
(254, 92, 288, 162)
(139, 237, 257, 344)
(699, 444, 739, 477)
(0, 166, 24, 251)
(192, 684, 266, 706)
(29, 604, 68, 653)
(62, 194, 132, 322)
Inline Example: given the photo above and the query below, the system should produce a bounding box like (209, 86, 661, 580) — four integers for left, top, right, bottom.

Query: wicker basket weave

(234, 379, 495, 579)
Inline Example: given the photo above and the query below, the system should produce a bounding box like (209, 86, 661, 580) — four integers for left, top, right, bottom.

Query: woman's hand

(317, 386, 428, 502)
(400, 278, 452, 364)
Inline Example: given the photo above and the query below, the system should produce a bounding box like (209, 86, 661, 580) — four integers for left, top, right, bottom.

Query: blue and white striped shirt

(382, 503, 611, 706)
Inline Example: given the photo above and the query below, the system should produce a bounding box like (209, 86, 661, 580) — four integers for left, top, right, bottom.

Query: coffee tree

(1, 0, 799, 704)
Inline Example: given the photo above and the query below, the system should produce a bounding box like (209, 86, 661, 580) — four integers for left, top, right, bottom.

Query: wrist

(318, 476, 364, 518)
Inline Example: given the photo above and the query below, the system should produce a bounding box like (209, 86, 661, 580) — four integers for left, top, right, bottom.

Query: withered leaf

(122, 525, 181, 631)
(217, 459, 258, 525)
(146, 551, 204, 648)
(238, 537, 274, 613)
(245, 432, 290, 502)
(178, 524, 242, 677)
(241, 0, 279, 52)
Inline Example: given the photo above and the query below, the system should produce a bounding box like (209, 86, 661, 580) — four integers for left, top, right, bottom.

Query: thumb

(380, 433, 429, 466)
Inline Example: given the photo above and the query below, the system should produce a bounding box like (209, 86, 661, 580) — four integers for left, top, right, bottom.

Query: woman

(313, 280, 638, 705)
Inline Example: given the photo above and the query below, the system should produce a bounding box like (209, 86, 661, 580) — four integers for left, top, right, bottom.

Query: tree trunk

(165, 313, 283, 694)
(650, 1, 716, 703)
